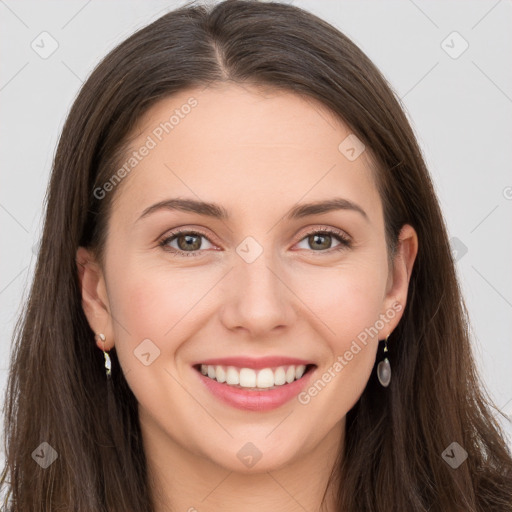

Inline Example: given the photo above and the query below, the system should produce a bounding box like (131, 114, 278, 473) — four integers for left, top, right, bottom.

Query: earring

(96, 333, 112, 378)
(377, 333, 391, 387)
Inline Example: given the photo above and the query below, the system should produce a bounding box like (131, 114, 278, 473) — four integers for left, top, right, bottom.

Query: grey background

(1, 0, 511, 471)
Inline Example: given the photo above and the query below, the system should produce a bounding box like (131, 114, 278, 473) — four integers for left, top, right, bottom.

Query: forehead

(109, 83, 380, 224)
(133, 83, 365, 155)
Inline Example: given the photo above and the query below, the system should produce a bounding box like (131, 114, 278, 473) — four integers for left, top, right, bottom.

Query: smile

(195, 363, 314, 390)
(193, 363, 317, 411)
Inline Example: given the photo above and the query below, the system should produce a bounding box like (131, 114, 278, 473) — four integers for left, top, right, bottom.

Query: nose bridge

(239, 246, 279, 294)
(221, 236, 295, 334)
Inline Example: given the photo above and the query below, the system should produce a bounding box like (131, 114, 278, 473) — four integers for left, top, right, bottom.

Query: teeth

(256, 368, 274, 388)
(199, 364, 309, 389)
(226, 366, 239, 385)
(240, 368, 256, 388)
(216, 366, 226, 383)
(274, 367, 286, 385)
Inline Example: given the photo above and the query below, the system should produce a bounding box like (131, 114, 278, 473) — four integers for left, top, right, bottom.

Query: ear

(76, 246, 115, 351)
(380, 224, 418, 335)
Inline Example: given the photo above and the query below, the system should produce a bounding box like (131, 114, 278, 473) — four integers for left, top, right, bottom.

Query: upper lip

(193, 356, 316, 370)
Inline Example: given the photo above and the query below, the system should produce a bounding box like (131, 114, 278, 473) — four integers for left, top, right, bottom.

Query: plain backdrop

(1, 0, 511, 472)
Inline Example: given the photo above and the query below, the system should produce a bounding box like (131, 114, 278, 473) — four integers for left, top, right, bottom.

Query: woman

(1, 0, 511, 510)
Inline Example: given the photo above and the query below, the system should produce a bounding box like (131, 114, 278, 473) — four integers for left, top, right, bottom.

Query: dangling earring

(96, 333, 112, 379)
(377, 333, 391, 387)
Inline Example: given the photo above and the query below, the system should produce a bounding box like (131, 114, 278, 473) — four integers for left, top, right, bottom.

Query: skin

(77, 83, 418, 512)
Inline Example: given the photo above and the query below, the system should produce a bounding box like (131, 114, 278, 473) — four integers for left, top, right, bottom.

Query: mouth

(192, 363, 317, 391)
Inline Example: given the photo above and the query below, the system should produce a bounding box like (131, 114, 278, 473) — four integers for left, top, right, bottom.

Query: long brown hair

(2, 1, 511, 510)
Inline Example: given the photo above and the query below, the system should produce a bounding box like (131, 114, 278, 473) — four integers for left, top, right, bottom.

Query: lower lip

(195, 366, 316, 412)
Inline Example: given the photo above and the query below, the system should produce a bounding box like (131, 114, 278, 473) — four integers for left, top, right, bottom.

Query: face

(78, 83, 417, 474)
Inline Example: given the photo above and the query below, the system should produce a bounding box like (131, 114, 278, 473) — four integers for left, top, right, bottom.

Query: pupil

(179, 234, 200, 251)
(311, 234, 330, 250)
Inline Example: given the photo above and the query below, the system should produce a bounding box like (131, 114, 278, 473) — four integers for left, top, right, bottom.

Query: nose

(218, 247, 297, 338)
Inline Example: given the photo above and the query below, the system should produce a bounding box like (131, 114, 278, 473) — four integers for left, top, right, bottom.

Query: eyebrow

(136, 197, 369, 223)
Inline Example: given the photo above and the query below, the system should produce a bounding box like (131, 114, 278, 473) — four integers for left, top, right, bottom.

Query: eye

(295, 227, 351, 253)
(158, 230, 215, 257)
(158, 226, 352, 257)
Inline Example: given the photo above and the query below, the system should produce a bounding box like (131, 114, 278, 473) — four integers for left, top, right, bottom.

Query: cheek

(105, 264, 206, 417)
(108, 256, 213, 336)
(292, 263, 384, 407)
(295, 259, 386, 341)
(105, 257, 232, 381)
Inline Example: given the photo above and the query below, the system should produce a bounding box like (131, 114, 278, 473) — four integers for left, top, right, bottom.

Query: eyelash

(158, 227, 352, 257)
